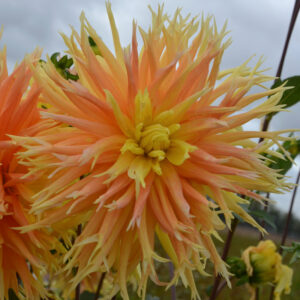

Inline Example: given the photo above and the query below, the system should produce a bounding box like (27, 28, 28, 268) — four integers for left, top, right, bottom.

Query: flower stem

(275, 0, 300, 78)
(258, 0, 300, 240)
(213, 278, 232, 298)
(93, 272, 106, 300)
(258, 192, 270, 241)
(260, 0, 300, 138)
(279, 168, 300, 252)
(169, 261, 176, 300)
(75, 224, 82, 300)
(255, 287, 260, 300)
(75, 278, 81, 300)
(210, 1, 300, 299)
(209, 218, 239, 300)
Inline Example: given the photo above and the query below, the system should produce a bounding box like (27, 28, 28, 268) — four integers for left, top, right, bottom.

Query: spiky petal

(0, 44, 52, 299)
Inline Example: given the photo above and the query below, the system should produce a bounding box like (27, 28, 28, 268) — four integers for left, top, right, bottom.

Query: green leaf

(80, 291, 95, 300)
(8, 289, 19, 300)
(65, 57, 74, 69)
(290, 250, 300, 264)
(226, 256, 247, 278)
(65, 70, 79, 81)
(205, 285, 213, 296)
(58, 55, 68, 68)
(49, 52, 79, 81)
(88, 36, 97, 46)
(236, 274, 249, 286)
(50, 52, 60, 66)
(267, 139, 300, 175)
(281, 242, 300, 264)
(248, 209, 276, 229)
(270, 76, 300, 117)
(88, 36, 102, 56)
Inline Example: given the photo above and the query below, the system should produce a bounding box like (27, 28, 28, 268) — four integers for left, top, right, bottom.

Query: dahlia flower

(242, 240, 293, 300)
(17, 4, 292, 299)
(0, 37, 52, 299)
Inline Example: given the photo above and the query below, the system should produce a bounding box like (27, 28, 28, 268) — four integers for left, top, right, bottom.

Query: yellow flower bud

(242, 240, 293, 300)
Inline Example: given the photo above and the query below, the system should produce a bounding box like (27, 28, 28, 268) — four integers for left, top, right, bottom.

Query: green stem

(169, 261, 176, 300)
(75, 224, 82, 300)
(213, 277, 233, 299)
(255, 287, 260, 300)
(279, 168, 300, 252)
(259, 192, 270, 241)
(209, 218, 239, 300)
(93, 272, 106, 300)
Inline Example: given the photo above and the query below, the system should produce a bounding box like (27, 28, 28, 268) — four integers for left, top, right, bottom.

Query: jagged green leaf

(270, 76, 300, 117)
(50, 52, 60, 66)
(64, 70, 79, 81)
(248, 209, 276, 229)
(49, 52, 79, 81)
(59, 55, 69, 68)
(267, 139, 300, 175)
(282, 242, 300, 264)
(65, 57, 74, 69)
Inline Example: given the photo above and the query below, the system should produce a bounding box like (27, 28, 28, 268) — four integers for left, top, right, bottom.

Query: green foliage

(267, 138, 300, 175)
(226, 257, 249, 286)
(226, 257, 247, 278)
(80, 291, 95, 300)
(8, 289, 19, 300)
(88, 36, 102, 56)
(50, 52, 79, 81)
(269, 76, 300, 118)
(282, 242, 300, 264)
(248, 209, 276, 229)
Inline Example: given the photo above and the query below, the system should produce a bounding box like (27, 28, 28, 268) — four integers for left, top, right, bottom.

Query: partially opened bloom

(17, 4, 292, 299)
(0, 36, 51, 299)
(242, 240, 293, 300)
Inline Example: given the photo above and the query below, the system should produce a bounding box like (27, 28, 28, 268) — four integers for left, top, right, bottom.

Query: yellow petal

(274, 264, 293, 300)
(128, 156, 152, 190)
(166, 139, 197, 165)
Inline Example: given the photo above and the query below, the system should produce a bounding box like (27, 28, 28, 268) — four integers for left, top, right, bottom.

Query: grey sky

(0, 0, 299, 216)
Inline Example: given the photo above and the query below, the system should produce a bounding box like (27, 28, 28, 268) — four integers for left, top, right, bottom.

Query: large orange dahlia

(17, 4, 292, 299)
(0, 39, 51, 299)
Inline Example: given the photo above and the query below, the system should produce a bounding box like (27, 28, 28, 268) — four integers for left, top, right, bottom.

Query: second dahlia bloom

(18, 4, 292, 299)
(0, 38, 52, 298)
(242, 240, 293, 300)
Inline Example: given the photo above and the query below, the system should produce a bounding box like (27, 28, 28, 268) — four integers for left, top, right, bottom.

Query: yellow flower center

(140, 124, 170, 154)
(121, 122, 182, 163)
(107, 89, 197, 186)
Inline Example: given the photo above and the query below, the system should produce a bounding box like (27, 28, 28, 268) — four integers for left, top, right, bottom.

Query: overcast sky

(0, 0, 299, 217)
